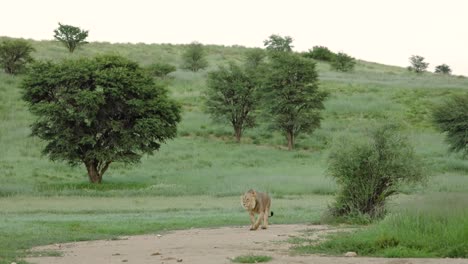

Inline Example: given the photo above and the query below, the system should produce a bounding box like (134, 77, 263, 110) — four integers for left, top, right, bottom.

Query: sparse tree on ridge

(54, 23, 89, 53)
(263, 34, 293, 52)
(408, 55, 429, 73)
(434, 64, 452, 75)
(22, 55, 181, 183)
(0, 39, 35, 74)
(205, 63, 259, 142)
(181, 41, 208, 72)
(263, 52, 328, 150)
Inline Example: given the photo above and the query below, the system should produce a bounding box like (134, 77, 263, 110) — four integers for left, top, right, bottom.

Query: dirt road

(27, 224, 468, 264)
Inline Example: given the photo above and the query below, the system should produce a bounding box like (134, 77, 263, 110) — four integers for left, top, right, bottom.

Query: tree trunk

(85, 161, 102, 184)
(234, 127, 242, 143)
(286, 131, 294, 150)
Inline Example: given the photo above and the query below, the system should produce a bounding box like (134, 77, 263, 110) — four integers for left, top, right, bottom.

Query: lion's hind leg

(261, 207, 269, 229)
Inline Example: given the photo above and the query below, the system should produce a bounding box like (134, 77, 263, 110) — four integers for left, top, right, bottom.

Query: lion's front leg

(252, 212, 264, 230)
(249, 212, 256, 230)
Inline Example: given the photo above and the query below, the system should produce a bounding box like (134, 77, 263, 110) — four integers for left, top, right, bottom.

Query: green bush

(145, 62, 176, 78)
(304, 46, 336, 61)
(433, 93, 468, 156)
(0, 39, 35, 74)
(328, 124, 424, 220)
(330, 52, 355, 72)
(434, 64, 452, 75)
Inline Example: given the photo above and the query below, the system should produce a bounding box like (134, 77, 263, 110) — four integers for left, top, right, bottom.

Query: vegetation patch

(231, 255, 272, 263)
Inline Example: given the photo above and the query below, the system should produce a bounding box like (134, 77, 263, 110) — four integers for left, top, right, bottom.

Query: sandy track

(26, 224, 468, 264)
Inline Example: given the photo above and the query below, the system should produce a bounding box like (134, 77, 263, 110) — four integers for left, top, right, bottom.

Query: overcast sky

(2, 0, 467, 75)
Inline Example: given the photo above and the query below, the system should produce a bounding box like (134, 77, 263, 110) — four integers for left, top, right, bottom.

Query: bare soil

(26, 224, 468, 264)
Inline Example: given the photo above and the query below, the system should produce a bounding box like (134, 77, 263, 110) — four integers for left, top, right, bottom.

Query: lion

(241, 189, 273, 230)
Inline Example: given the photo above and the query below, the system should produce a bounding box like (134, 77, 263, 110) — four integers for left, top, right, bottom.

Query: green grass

(295, 193, 468, 258)
(231, 255, 272, 263)
(0, 37, 467, 263)
(0, 195, 328, 264)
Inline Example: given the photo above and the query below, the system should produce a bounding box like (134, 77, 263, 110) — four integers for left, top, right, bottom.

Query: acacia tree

(434, 64, 452, 75)
(263, 34, 293, 52)
(181, 41, 208, 72)
(433, 94, 468, 156)
(408, 55, 429, 73)
(53, 23, 89, 53)
(0, 39, 35, 74)
(263, 52, 328, 150)
(205, 63, 258, 142)
(244, 48, 266, 69)
(22, 55, 181, 183)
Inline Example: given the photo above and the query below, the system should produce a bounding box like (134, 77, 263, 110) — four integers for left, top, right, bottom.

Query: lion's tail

(269, 211, 274, 217)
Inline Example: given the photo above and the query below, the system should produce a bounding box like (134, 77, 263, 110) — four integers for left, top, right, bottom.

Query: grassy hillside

(1, 36, 467, 196)
(0, 37, 467, 262)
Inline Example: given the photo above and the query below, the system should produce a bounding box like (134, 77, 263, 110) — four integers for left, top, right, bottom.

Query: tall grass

(295, 194, 468, 258)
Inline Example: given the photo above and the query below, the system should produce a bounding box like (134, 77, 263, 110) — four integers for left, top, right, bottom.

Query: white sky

(2, 0, 468, 75)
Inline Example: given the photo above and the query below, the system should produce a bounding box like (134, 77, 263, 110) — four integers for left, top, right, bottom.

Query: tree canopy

(205, 63, 259, 142)
(263, 34, 294, 52)
(408, 55, 429, 73)
(181, 41, 208, 72)
(262, 52, 328, 150)
(53, 23, 89, 53)
(22, 55, 181, 183)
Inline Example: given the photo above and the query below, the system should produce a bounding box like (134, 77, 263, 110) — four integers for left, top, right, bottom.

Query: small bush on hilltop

(327, 124, 425, 221)
(303, 46, 336, 61)
(434, 64, 452, 75)
(330, 52, 356, 72)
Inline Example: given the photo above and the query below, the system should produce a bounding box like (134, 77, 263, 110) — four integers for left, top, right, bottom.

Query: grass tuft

(231, 255, 272, 263)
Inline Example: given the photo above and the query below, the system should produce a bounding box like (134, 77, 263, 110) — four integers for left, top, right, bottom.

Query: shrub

(304, 46, 336, 61)
(330, 52, 355, 72)
(433, 94, 468, 156)
(145, 62, 176, 78)
(328, 124, 424, 220)
(434, 64, 452, 75)
(0, 39, 35, 74)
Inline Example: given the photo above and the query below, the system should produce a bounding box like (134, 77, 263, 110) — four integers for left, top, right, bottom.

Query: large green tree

(263, 34, 293, 52)
(205, 63, 258, 142)
(181, 41, 208, 72)
(263, 52, 328, 150)
(53, 23, 89, 53)
(0, 39, 35, 74)
(22, 55, 181, 183)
